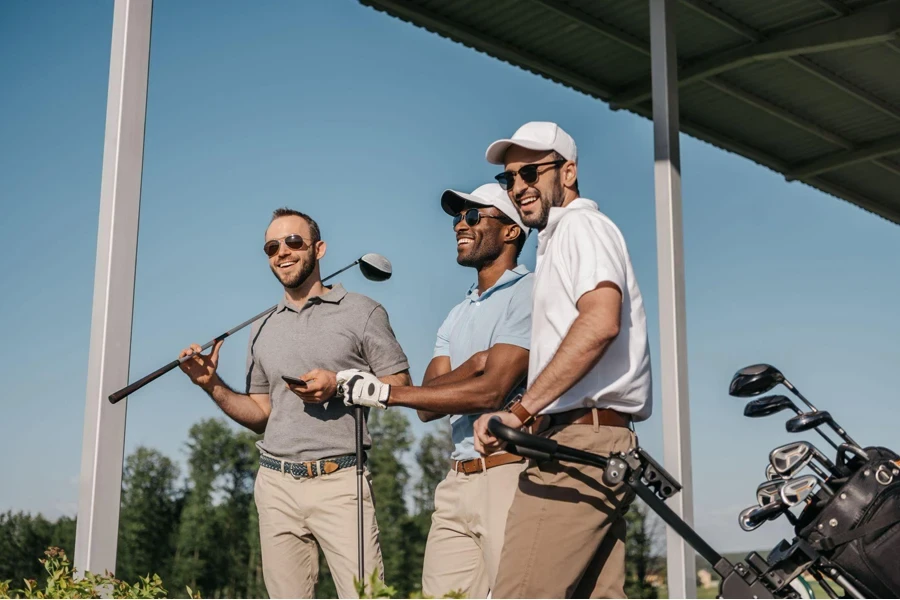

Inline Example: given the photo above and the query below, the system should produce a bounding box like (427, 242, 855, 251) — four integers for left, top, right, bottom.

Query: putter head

(359, 253, 392, 281)
(730, 364, 785, 397)
(786, 411, 831, 434)
(780, 475, 817, 506)
(770, 442, 813, 476)
(756, 480, 784, 506)
(743, 395, 798, 418)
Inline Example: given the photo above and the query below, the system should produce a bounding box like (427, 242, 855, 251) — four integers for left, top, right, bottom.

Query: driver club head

(358, 253, 393, 282)
(756, 480, 784, 506)
(743, 395, 800, 418)
(770, 442, 813, 476)
(780, 475, 818, 506)
(729, 364, 785, 397)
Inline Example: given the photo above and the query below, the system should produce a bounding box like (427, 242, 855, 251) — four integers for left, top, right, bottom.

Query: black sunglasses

(264, 234, 313, 257)
(494, 159, 566, 191)
(452, 208, 513, 228)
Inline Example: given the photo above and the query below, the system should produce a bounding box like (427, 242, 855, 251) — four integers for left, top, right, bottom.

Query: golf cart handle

(488, 417, 559, 461)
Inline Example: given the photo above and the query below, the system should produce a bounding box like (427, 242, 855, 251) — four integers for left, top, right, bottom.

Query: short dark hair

(551, 151, 579, 195)
(271, 207, 321, 244)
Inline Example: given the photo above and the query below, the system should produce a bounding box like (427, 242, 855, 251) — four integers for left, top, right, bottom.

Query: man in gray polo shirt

(178, 207, 411, 599)
(337, 184, 532, 598)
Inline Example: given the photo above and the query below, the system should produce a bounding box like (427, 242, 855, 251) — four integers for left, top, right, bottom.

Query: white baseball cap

(440, 183, 529, 233)
(485, 121, 578, 165)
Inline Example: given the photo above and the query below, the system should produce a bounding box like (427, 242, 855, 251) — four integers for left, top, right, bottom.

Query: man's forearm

(204, 375, 268, 434)
(389, 374, 512, 414)
(423, 358, 481, 387)
(380, 371, 412, 387)
(521, 313, 617, 415)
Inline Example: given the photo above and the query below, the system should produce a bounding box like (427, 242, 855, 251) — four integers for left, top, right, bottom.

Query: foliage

(1, 416, 665, 598)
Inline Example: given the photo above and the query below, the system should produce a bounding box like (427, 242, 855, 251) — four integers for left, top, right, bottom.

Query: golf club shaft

(355, 405, 365, 584)
(107, 260, 358, 404)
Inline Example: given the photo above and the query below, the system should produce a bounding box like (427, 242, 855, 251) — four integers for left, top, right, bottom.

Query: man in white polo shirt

(337, 183, 532, 598)
(473, 122, 653, 598)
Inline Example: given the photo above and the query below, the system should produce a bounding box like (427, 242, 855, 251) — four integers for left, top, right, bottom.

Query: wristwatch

(506, 396, 536, 427)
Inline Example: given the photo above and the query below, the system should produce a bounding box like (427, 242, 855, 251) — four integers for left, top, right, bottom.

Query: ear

(562, 161, 578, 189)
(505, 224, 521, 243)
(314, 240, 327, 261)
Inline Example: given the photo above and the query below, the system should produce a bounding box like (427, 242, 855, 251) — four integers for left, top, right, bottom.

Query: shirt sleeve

(493, 275, 533, 350)
(245, 317, 271, 395)
(362, 305, 411, 377)
(559, 215, 627, 303)
(432, 309, 455, 358)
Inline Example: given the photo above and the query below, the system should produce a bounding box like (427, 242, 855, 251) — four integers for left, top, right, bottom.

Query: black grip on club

(108, 359, 180, 404)
(488, 418, 559, 456)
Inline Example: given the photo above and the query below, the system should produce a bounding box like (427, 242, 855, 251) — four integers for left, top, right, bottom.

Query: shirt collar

(466, 264, 530, 301)
(540, 197, 598, 241)
(277, 283, 348, 313)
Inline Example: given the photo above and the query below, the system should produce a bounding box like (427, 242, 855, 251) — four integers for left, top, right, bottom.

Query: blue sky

(2, 0, 899, 554)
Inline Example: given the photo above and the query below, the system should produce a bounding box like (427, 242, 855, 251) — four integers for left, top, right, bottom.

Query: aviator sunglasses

(264, 234, 313, 257)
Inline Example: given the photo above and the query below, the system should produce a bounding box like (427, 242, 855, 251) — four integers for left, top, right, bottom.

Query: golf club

(765, 464, 781, 481)
(729, 363, 818, 412)
(757, 480, 798, 526)
(743, 394, 840, 451)
(769, 442, 836, 490)
(836, 442, 870, 473)
(786, 411, 859, 448)
(738, 502, 786, 532)
(756, 480, 784, 506)
(779, 475, 819, 506)
(108, 253, 392, 404)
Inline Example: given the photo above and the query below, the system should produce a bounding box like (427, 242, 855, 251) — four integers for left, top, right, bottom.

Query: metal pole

(74, 0, 152, 577)
(649, 0, 696, 597)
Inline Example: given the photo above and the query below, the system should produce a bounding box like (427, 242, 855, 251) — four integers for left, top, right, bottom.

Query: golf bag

(796, 446, 900, 598)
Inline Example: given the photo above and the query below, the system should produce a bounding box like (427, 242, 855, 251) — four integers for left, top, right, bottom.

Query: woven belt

(451, 452, 525, 475)
(535, 407, 631, 433)
(259, 454, 358, 478)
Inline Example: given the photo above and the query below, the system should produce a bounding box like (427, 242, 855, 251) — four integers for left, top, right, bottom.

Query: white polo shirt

(530, 198, 652, 420)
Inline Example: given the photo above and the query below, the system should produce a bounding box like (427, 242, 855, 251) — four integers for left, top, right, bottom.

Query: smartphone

(281, 375, 308, 388)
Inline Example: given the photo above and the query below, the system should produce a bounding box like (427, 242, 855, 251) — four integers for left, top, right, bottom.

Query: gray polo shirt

(245, 284, 409, 462)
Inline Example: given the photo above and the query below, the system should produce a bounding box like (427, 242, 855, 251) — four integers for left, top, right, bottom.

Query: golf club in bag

(108, 252, 393, 585)
(108, 253, 392, 403)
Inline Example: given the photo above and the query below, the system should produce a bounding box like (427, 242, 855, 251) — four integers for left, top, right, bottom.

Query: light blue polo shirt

(433, 265, 534, 461)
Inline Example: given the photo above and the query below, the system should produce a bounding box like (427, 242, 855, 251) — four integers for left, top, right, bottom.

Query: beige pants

(493, 424, 637, 599)
(254, 463, 384, 599)
(421, 460, 526, 598)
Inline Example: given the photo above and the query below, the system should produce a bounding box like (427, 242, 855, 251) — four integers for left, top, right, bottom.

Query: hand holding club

(337, 370, 389, 409)
(178, 340, 224, 391)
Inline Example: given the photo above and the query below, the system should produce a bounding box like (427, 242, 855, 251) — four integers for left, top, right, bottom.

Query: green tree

(366, 410, 417, 597)
(116, 447, 181, 585)
(171, 418, 238, 596)
(625, 500, 663, 599)
(0, 512, 67, 585)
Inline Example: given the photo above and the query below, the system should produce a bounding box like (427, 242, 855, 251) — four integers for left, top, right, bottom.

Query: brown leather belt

(535, 407, 631, 433)
(451, 452, 525, 475)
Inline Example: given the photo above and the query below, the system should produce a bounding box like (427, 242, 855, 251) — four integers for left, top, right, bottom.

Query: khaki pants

(254, 463, 384, 599)
(493, 424, 637, 599)
(421, 460, 526, 598)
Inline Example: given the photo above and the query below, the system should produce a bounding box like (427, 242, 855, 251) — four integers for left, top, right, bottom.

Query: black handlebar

(487, 417, 610, 468)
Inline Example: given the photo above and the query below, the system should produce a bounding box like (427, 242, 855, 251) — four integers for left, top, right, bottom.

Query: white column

(74, 0, 152, 577)
(649, 0, 697, 597)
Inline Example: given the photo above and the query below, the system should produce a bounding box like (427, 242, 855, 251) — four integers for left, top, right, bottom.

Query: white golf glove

(336, 369, 390, 410)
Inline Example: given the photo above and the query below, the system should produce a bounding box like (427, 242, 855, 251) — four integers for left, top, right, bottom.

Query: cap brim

(485, 138, 555, 164)
(440, 189, 490, 216)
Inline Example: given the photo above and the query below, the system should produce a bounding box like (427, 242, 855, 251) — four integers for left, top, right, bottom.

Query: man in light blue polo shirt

(338, 183, 533, 598)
